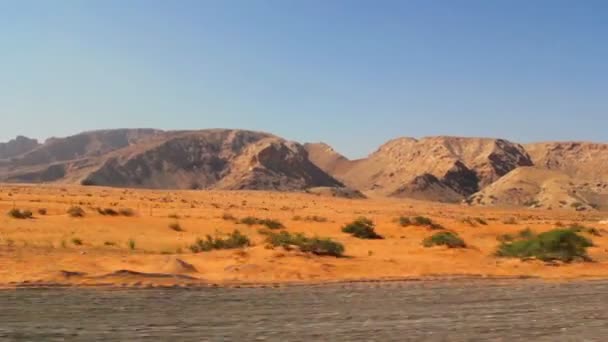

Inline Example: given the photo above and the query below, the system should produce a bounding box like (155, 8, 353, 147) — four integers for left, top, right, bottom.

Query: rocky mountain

(305, 137, 533, 202)
(1, 130, 606, 210)
(0, 129, 342, 191)
(0, 136, 40, 160)
(306, 137, 608, 210)
(525, 142, 608, 182)
(468, 167, 608, 211)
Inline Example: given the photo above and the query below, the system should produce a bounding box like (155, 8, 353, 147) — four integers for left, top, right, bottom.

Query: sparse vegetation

(265, 231, 344, 257)
(8, 208, 33, 219)
(496, 228, 592, 262)
(71, 238, 83, 246)
(342, 217, 383, 239)
(239, 217, 285, 229)
(38, 208, 47, 215)
(67, 206, 85, 217)
(399, 215, 444, 230)
(127, 238, 136, 250)
(119, 208, 135, 217)
(97, 207, 119, 216)
(293, 215, 328, 222)
(423, 231, 466, 248)
(189, 230, 251, 253)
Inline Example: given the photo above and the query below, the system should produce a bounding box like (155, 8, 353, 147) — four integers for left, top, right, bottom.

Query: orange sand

(1, 184, 607, 288)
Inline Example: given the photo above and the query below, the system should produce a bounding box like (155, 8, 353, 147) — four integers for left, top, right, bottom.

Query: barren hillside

(525, 142, 608, 181)
(306, 136, 532, 202)
(0, 129, 342, 191)
(468, 167, 608, 211)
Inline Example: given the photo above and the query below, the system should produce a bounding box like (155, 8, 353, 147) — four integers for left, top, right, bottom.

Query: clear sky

(1, 0, 606, 158)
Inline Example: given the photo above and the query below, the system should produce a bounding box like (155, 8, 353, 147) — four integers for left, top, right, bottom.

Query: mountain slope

(525, 142, 608, 181)
(0, 129, 342, 191)
(306, 136, 533, 201)
(468, 166, 608, 211)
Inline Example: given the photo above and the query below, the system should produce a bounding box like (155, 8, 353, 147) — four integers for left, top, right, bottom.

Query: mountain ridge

(1, 129, 606, 210)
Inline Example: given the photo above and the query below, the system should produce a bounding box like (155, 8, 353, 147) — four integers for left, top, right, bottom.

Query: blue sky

(1, 0, 606, 158)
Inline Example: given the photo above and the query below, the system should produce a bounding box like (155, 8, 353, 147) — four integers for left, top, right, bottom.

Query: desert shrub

(71, 238, 83, 246)
(104, 241, 116, 246)
(169, 222, 184, 232)
(399, 216, 444, 230)
(119, 208, 135, 217)
(38, 208, 47, 215)
(8, 208, 33, 219)
(189, 230, 250, 253)
(239, 217, 285, 229)
(496, 229, 592, 262)
(293, 215, 328, 222)
(398, 216, 411, 226)
(342, 217, 383, 239)
(423, 232, 466, 248)
(127, 238, 136, 250)
(67, 206, 85, 218)
(168, 213, 180, 219)
(266, 231, 344, 257)
(413, 216, 433, 226)
(98, 207, 119, 216)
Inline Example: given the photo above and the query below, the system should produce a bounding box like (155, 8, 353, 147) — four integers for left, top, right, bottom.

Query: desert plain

(1, 184, 608, 288)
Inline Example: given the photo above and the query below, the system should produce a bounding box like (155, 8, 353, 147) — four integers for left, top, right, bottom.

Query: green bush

(266, 231, 344, 257)
(67, 206, 85, 218)
(342, 217, 383, 239)
(399, 215, 444, 230)
(239, 217, 285, 229)
(8, 208, 33, 219)
(423, 232, 466, 248)
(189, 230, 250, 253)
(496, 228, 592, 262)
